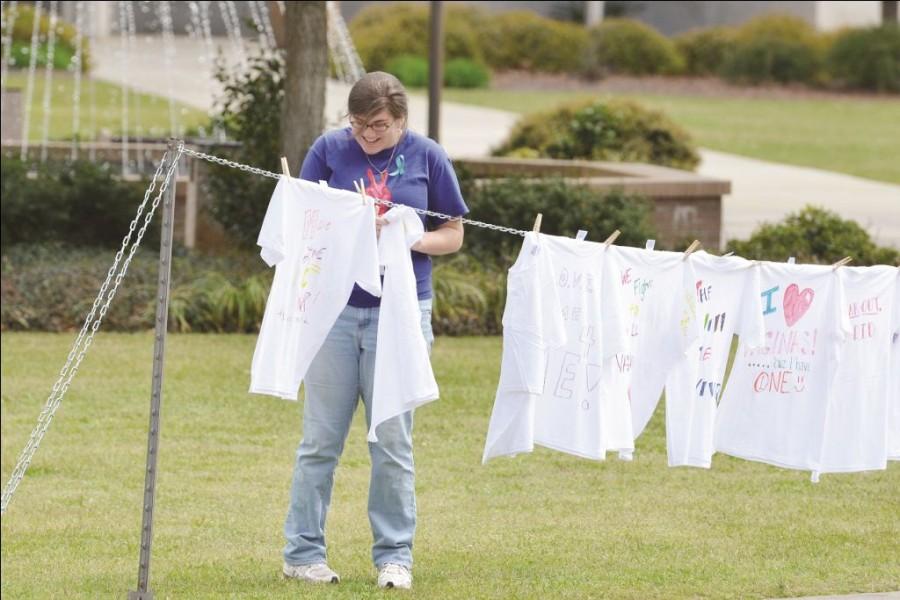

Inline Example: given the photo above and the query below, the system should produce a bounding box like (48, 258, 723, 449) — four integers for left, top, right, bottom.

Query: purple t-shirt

(299, 127, 469, 307)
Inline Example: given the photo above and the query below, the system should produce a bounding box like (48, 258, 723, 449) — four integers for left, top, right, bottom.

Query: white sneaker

(377, 563, 412, 590)
(282, 562, 340, 584)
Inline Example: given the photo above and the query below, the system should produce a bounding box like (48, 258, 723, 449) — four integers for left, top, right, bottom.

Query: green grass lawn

(437, 89, 900, 185)
(4, 71, 210, 141)
(2, 333, 898, 599)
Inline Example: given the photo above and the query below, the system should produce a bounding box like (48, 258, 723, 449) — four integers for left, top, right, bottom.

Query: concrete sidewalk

(89, 36, 900, 249)
(699, 150, 900, 248)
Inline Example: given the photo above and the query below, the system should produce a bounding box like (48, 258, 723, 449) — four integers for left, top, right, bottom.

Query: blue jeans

(283, 298, 434, 569)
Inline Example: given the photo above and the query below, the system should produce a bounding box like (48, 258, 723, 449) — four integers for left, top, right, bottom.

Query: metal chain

(1, 148, 183, 515)
(2, 140, 521, 514)
(181, 146, 529, 237)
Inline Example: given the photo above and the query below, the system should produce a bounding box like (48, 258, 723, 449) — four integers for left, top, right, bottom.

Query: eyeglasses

(349, 117, 395, 133)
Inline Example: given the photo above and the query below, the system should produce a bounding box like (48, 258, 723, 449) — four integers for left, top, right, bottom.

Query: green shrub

(1, 4, 91, 71)
(674, 26, 737, 76)
(205, 51, 282, 248)
(492, 98, 700, 170)
(583, 18, 684, 78)
(432, 255, 506, 335)
(726, 205, 899, 266)
(458, 175, 657, 267)
(350, 2, 483, 72)
(444, 58, 491, 88)
(826, 25, 900, 92)
(478, 10, 588, 73)
(0, 244, 273, 332)
(385, 54, 430, 88)
(7, 40, 77, 71)
(721, 14, 825, 85)
(0, 158, 156, 249)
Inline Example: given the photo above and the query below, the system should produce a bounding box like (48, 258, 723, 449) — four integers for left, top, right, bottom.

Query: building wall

(814, 0, 882, 31)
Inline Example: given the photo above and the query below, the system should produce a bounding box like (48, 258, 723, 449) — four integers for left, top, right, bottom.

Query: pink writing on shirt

(783, 283, 814, 327)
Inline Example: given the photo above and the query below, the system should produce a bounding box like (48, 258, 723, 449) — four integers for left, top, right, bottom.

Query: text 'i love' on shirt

(715, 262, 850, 472)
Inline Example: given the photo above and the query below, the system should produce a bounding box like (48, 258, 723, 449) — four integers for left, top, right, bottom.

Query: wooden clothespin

(352, 178, 368, 206)
(832, 256, 852, 270)
(532, 213, 543, 233)
(280, 156, 290, 177)
(682, 240, 701, 261)
(603, 229, 621, 247)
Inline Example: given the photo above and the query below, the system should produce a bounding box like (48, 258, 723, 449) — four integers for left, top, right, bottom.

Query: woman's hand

(411, 219, 464, 256)
(375, 215, 390, 240)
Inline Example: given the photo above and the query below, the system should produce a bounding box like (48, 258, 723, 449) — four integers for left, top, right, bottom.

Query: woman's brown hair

(347, 71, 409, 125)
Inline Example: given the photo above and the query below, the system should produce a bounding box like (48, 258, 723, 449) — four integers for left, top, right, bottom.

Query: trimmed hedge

(386, 55, 490, 89)
(0, 158, 156, 249)
(492, 98, 700, 170)
(726, 205, 899, 266)
(458, 174, 657, 266)
(478, 10, 588, 73)
(350, 2, 484, 72)
(721, 14, 825, 85)
(444, 58, 491, 88)
(385, 54, 430, 88)
(1, 4, 91, 71)
(1, 244, 270, 333)
(583, 18, 684, 78)
(674, 26, 737, 76)
(826, 25, 900, 93)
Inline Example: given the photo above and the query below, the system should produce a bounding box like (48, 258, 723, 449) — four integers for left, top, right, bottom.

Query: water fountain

(2, 0, 367, 180)
(0, 0, 19, 120)
(38, 0, 58, 163)
(69, 0, 83, 160)
(117, 0, 129, 173)
(19, 0, 42, 160)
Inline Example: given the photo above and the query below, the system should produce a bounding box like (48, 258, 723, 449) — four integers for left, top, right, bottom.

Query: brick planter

(453, 156, 730, 250)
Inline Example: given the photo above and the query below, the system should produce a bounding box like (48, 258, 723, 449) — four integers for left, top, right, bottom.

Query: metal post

(427, 1, 444, 142)
(128, 139, 178, 600)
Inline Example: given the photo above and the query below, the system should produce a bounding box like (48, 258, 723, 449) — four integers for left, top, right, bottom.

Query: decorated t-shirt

(482, 232, 565, 462)
(604, 245, 701, 453)
(530, 234, 630, 459)
(715, 263, 850, 472)
(664, 252, 766, 468)
(816, 265, 899, 473)
(369, 205, 439, 442)
(889, 269, 900, 461)
(300, 128, 469, 307)
(250, 177, 381, 400)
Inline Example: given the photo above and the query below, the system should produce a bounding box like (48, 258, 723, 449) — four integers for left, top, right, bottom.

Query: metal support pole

(427, 0, 444, 142)
(128, 139, 178, 600)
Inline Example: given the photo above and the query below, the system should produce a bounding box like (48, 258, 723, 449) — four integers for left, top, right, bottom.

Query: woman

(281, 72, 468, 590)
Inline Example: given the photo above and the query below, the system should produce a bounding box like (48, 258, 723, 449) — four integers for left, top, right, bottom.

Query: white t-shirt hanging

(483, 232, 566, 462)
(249, 177, 381, 400)
(817, 265, 898, 474)
(530, 234, 630, 459)
(369, 205, 439, 442)
(664, 252, 766, 468)
(715, 263, 850, 472)
(889, 270, 900, 460)
(604, 245, 701, 446)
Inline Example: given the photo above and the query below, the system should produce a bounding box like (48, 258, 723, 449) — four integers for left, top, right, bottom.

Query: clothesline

(181, 145, 530, 238)
(183, 144, 857, 268)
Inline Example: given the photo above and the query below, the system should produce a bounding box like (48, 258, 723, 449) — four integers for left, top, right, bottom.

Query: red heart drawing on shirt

(783, 283, 814, 327)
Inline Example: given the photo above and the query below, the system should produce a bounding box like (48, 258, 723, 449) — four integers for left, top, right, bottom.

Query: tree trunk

(281, 1, 328, 173)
